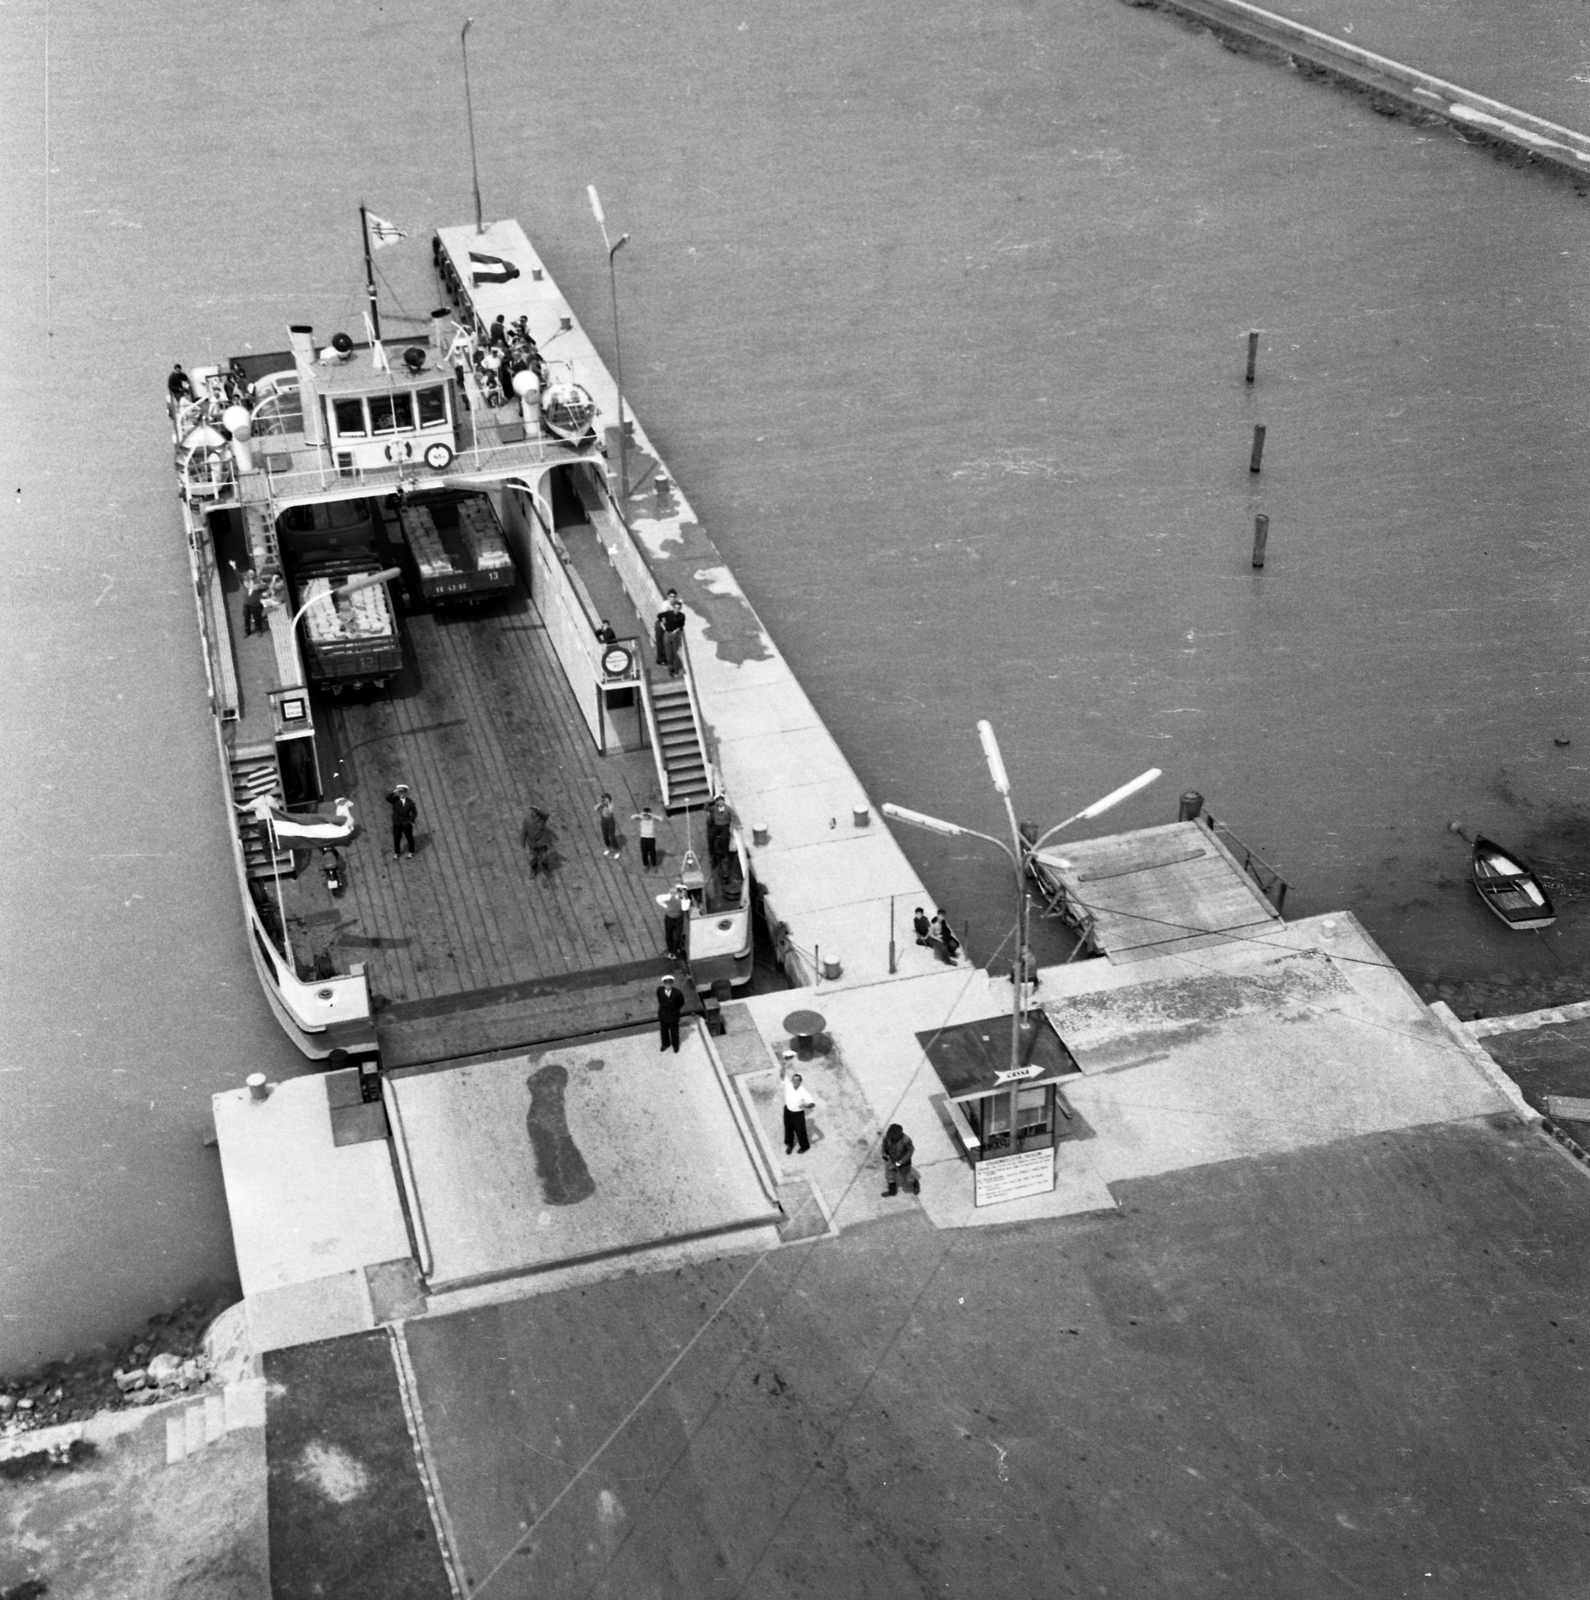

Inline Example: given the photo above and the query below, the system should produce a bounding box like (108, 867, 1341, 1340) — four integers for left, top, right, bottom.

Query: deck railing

(1201, 813, 1290, 913)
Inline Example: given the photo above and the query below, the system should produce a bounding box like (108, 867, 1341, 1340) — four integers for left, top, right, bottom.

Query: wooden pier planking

(314, 591, 674, 1023)
(1037, 821, 1281, 965)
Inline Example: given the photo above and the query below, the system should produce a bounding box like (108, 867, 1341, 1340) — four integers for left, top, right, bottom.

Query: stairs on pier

(651, 675, 711, 813)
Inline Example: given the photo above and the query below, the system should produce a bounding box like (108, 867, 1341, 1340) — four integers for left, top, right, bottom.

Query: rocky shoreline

(0, 1292, 236, 1440)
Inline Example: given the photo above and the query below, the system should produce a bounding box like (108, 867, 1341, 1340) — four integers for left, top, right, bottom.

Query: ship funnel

(288, 325, 322, 447)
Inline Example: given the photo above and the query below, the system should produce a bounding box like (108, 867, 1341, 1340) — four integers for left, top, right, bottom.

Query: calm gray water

(4, 0, 1590, 1371)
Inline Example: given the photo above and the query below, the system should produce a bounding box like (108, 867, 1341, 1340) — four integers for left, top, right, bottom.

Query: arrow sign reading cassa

(993, 1065, 1044, 1085)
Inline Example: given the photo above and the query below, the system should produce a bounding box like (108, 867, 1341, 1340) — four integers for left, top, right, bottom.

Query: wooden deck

(1033, 819, 1282, 965)
(282, 588, 698, 1065)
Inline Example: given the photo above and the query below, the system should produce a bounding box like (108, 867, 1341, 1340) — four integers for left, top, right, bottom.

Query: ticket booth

(918, 1011, 1083, 1207)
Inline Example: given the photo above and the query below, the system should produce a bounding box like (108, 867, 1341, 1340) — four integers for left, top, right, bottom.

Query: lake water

(5, 0, 1589, 1371)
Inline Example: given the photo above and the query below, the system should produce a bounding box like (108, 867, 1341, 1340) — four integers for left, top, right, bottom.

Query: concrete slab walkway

(388, 1025, 783, 1293)
(214, 1074, 412, 1355)
(722, 912, 1515, 1234)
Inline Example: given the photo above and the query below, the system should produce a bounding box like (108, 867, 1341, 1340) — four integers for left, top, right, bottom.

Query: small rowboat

(1471, 835, 1557, 931)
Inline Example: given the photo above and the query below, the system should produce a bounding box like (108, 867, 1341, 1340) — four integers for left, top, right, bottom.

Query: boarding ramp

(1032, 818, 1282, 964)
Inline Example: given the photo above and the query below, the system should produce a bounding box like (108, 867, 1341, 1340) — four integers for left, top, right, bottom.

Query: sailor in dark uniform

(656, 973, 686, 1053)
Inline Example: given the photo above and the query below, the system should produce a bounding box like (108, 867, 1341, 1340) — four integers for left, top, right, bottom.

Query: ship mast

(359, 203, 381, 341)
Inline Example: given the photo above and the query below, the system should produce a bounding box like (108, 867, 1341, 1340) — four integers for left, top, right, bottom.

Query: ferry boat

(171, 220, 754, 1060)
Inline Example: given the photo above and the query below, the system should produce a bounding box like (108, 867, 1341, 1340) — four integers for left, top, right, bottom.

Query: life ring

(383, 440, 415, 463)
(424, 442, 455, 470)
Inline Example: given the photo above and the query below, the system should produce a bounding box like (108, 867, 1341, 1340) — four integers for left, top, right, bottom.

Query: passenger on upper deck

(595, 619, 617, 644)
(477, 346, 504, 407)
(488, 314, 508, 349)
(168, 363, 194, 403)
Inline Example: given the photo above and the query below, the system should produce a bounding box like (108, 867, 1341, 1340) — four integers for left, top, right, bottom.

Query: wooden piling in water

(1246, 330, 1258, 384)
(1249, 424, 1266, 474)
(1252, 513, 1269, 569)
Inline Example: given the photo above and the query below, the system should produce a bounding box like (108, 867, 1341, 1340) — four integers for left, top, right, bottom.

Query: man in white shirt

(782, 1068, 817, 1156)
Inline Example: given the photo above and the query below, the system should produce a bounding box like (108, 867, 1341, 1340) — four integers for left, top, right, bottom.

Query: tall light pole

(461, 19, 484, 235)
(587, 184, 630, 502)
(884, 730, 1160, 1078)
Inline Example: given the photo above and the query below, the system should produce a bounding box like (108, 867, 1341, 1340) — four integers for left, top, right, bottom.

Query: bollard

(1252, 513, 1269, 570)
(1178, 790, 1204, 822)
(853, 804, 870, 828)
(1249, 424, 1266, 474)
(246, 1073, 270, 1102)
(752, 822, 769, 846)
(559, 315, 572, 331)
(1245, 330, 1259, 384)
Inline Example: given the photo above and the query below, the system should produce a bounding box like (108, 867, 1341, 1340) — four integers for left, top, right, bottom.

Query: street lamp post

(587, 185, 631, 502)
(883, 730, 1160, 1082)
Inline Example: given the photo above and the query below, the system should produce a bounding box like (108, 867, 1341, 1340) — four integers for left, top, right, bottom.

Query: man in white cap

(782, 1062, 817, 1156)
(656, 973, 686, 1053)
(386, 784, 417, 860)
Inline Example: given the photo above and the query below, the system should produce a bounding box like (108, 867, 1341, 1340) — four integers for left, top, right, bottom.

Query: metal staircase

(648, 674, 711, 812)
(230, 749, 295, 879)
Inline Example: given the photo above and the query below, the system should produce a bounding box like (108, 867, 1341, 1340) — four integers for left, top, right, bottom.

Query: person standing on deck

(782, 1065, 818, 1156)
(594, 793, 619, 857)
(659, 595, 687, 677)
(386, 785, 418, 860)
(241, 572, 267, 637)
(663, 891, 687, 959)
(656, 973, 686, 1053)
(706, 797, 732, 870)
(632, 805, 659, 869)
(168, 363, 195, 404)
(522, 806, 552, 877)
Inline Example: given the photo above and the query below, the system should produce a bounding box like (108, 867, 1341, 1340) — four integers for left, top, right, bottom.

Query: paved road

(400, 1116, 1590, 1597)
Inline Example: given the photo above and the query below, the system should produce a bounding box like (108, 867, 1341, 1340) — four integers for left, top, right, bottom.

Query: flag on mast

(363, 311, 390, 373)
(366, 213, 407, 248)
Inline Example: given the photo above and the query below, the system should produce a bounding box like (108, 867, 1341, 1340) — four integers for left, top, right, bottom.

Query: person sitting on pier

(912, 907, 931, 946)
(928, 911, 961, 964)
